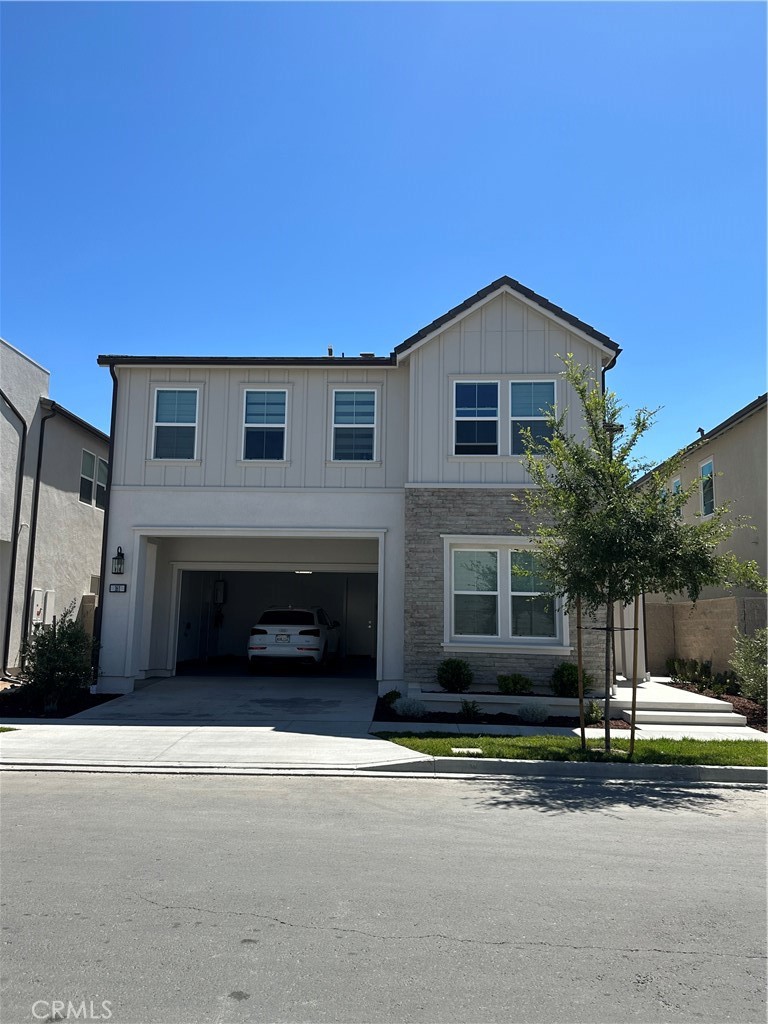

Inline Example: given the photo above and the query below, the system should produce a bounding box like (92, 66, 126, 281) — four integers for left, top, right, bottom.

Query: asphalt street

(0, 773, 765, 1024)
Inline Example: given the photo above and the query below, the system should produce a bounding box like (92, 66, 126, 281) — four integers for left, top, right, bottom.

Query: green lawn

(0, 727, 16, 733)
(376, 733, 768, 767)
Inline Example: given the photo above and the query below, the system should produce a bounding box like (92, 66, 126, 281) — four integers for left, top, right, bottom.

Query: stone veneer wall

(404, 488, 606, 689)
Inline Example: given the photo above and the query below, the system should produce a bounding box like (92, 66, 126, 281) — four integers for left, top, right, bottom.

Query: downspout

(0, 388, 27, 678)
(92, 364, 118, 682)
(20, 403, 58, 643)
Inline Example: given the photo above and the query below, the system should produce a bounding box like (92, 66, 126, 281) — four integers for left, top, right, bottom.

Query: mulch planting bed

(0, 686, 120, 719)
(373, 698, 629, 729)
(667, 682, 766, 732)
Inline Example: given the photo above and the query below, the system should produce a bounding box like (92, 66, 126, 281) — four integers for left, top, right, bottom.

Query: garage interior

(174, 547, 378, 678)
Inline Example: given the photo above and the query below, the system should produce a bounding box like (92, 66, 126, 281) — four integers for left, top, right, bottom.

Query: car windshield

(258, 610, 315, 626)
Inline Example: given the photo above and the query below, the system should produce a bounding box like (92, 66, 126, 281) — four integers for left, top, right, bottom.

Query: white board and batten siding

(406, 292, 604, 485)
(111, 364, 409, 491)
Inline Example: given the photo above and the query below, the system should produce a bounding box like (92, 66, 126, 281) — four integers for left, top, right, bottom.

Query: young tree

(515, 356, 762, 754)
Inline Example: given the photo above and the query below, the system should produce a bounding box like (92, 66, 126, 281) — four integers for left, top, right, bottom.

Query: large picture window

(510, 381, 555, 455)
(243, 390, 286, 460)
(446, 540, 563, 649)
(333, 390, 376, 461)
(454, 382, 498, 456)
(153, 389, 198, 460)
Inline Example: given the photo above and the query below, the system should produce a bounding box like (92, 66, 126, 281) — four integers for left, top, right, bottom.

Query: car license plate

(275, 633, 290, 643)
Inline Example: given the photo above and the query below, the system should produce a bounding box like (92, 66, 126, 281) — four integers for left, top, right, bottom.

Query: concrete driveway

(0, 675, 425, 771)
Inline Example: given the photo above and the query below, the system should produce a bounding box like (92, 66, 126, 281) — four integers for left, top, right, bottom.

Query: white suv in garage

(247, 607, 341, 670)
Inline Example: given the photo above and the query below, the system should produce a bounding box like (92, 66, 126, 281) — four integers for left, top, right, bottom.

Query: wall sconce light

(112, 547, 125, 575)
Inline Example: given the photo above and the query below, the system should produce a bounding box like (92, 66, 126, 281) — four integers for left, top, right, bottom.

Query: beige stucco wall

(0, 339, 108, 670)
(645, 403, 766, 603)
(644, 400, 766, 672)
(0, 341, 49, 669)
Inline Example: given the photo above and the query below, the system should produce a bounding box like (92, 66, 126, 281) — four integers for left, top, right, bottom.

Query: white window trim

(241, 387, 289, 462)
(451, 548, 500, 640)
(510, 379, 557, 457)
(699, 458, 715, 517)
(453, 380, 500, 457)
(442, 535, 570, 652)
(151, 386, 200, 461)
(331, 388, 378, 462)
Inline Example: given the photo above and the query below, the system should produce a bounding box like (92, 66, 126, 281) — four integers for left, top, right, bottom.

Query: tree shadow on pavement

(456, 776, 762, 818)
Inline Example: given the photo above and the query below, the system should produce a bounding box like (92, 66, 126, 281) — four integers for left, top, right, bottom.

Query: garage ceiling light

(294, 570, 313, 574)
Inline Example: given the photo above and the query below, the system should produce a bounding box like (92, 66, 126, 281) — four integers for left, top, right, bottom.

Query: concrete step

(621, 709, 748, 727)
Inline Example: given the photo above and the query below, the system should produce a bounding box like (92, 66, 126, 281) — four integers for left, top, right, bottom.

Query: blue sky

(1, 1, 765, 464)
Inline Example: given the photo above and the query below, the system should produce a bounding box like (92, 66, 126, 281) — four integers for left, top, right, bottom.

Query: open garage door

(176, 569, 377, 677)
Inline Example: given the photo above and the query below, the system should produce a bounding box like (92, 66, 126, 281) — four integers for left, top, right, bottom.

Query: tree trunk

(577, 597, 586, 752)
(603, 598, 613, 751)
(628, 595, 640, 759)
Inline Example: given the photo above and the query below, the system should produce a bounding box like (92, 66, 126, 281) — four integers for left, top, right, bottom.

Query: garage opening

(175, 569, 377, 678)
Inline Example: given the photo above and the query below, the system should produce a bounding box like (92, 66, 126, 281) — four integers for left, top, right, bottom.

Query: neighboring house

(96, 276, 621, 695)
(0, 339, 110, 675)
(642, 393, 767, 674)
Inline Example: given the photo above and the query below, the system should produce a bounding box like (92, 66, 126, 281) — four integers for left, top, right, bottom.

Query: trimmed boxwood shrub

(437, 658, 473, 693)
(550, 661, 595, 698)
(497, 673, 534, 695)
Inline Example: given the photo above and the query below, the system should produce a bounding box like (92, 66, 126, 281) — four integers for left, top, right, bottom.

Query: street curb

(1, 756, 765, 785)
(364, 756, 768, 784)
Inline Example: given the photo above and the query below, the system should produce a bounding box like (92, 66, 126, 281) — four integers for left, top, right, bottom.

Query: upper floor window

(244, 390, 286, 460)
(79, 450, 108, 510)
(333, 390, 376, 461)
(700, 459, 715, 516)
(154, 389, 198, 460)
(510, 381, 555, 455)
(454, 382, 498, 456)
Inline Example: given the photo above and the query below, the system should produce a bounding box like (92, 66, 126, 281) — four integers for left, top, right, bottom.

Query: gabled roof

(394, 275, 622, 364)
(697, 392, 766, 444)
(633, 392, 767, 488)
(98, 275, 622, 369)
(40, 398, 109, 444)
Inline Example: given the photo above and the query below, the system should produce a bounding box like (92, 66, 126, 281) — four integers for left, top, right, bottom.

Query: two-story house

(1, 339, 110, 676)
(642, 392, 767, 673)
(95, 277, 621, 695)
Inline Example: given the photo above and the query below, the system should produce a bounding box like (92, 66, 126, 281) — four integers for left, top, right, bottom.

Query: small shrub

(550, 662, 594, 698)
(437, 658, 473, 693)
(381, 689, 402, 707)
(392, 697, 429, 719)
(730, 628, 767, 705)
(460, 699, 482, 722)
(667, 657, 716, 691)
(517, 703, 550, 724)
(497, 673, 534, 695)
(585, 700, 603, 725)
(18, 604, 97, 711)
